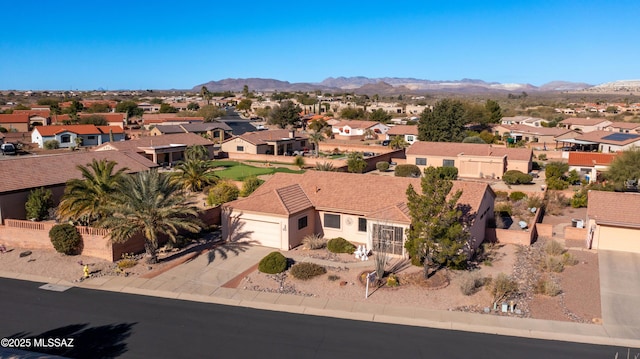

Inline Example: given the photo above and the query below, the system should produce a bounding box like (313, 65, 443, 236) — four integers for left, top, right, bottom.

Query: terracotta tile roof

(225, 172, 492, 223)
(387, 125, 419, 136)
(587, 191, 640, 227)
(94, 133, 213, 152)
(606, 122, 640, 130)
(0, 114, 29, 124)
(576, 130, 640, 145)
(144, 117, 204, 124)
(406, 142, 532, 161)
(496, 124, 572, 136)
(12, 109, 51, 117)
(0, 150, 157, 194)
(333, 120, 380, 129)
(34, 124, 104, 136)
(568, 152, 617, 166)
(225, 129, 308, 146)
(561, 118, 610, 126)
(96, 126, 125, 134)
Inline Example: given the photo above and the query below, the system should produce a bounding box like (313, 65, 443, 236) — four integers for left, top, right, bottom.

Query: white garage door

(240, 219, 282, 249)
(597, 226, 640, 253)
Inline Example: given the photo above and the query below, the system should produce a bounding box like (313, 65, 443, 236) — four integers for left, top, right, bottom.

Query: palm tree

(99, 170, 203, 263)
(184, 145, 209, 161)
(308, 131, 325, 157)
(389, 135, 409, 150)
(170, 158, 219, 192)
(57, 159, 128, 224)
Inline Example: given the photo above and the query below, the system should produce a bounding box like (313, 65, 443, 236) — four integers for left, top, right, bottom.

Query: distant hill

(193, 77, 598, 94)
(586, 79, 640, 93)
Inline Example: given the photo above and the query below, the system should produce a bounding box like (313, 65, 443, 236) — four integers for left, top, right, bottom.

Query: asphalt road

(0, 278, 631, 359)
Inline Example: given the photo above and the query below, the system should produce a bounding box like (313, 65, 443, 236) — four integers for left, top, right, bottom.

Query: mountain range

(193, 77, 638, 95)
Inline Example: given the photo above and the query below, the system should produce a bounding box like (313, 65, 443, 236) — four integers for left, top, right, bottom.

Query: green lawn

(212, 160, 304, 181)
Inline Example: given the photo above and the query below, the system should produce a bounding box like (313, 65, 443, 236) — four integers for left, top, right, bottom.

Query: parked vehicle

(0, 143, 16, 155)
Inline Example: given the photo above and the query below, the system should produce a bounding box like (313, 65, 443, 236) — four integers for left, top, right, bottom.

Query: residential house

(331, 120, 390, 140)
(141, 114, 204, 129)
(604, 122, 640, 134)
(31, 125, 125, 149)
(586, 191, 640, 253)
(500, 116, 549, 127)
(12, 109, 51, 127)
(0, 114, 30, 132)
(220, 129, 309, 156)
(386, 125, 419, 145)
(563, 131, 640, 153)
(138, 102, 161, 112)
(94, 132, 215, 164)
(567, 152, 617, 183)
(0, 151, 157, 223)
(492, 124, 578, 147)
(53, 113, 125, 127)
(406, 142, 532, 179)
(149, 122, 232, 143)
(222, 171, 495, 255)
(560, 118, 612, 132)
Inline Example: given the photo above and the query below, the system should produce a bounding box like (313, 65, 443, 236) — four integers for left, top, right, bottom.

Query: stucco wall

(0, 185, 66, 223)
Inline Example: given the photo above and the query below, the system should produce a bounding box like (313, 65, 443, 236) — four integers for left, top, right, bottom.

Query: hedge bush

(509, 191, 527, 201)
(394, 164, 421, 178)
(49, 223, 82, 255)
(503, 170, 533, 185)
(327, 237, 356, 254)
(376, 161, 390, 172)
(258, 251, 288, 274)
(435, 166, 458, 180)
(290, 262, 326, 280)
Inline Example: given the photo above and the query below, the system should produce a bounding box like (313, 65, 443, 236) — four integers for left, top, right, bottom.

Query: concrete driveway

(598, 250, 640, 339)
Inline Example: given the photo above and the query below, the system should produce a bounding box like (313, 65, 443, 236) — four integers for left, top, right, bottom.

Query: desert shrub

(49, 223, 82, 255)
(534, 278, 562, 296)
(302, 233, 326, 250)
(526, 195, 544, 209)
(495, 202, 512, 216)
(376, 161, 390, 172)
(545, 239, 565, 256)
(561, 252, 579, 266)
(537, 153, 547, 161)
(25, 187, 53, 221)
(462, 136, 486, 144)
(546, 176, 569, 190)
(386, 273, 399, 287)
(290, 262, 326, 280)
(435, 166, 458, 180)
(327, 237, 356, 254)
(206, 180, 239, 206)
(394, 164, 421, 177)
(240, 176, 263, 197)
(503, 170, 533, 185)
(327, 274, 340, 281)
(460, 272, 484, 296)
(571, 190, 588, 208)
(494, 190, 509, 201)
(117, 253, 138, 270)
(509, 191, 527, 201)
(486, 273, 518, 304)
(258, 251, 288, 274)
(542, 256, 565, 273)
(545, 192, 569, 215)
(44, 139, 60, 150)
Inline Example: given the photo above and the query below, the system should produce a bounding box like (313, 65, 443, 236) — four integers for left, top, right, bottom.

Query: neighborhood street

(0, 277, 629, 359)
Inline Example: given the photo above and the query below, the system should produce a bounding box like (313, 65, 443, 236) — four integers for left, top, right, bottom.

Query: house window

(236, 146, 244, 152)
(324, 213, 341, 229)
(358, 218, 367, 232)
(407, 135, 414, 142)
(415, 157, 427, 166)
(87, 135, 96, 140)
(298, 216, 308, 230)
(443, 159, 455, 167)
(60, 134, 71, 143)
(372, 224, 404, 255)
(301, 140, 306, 147)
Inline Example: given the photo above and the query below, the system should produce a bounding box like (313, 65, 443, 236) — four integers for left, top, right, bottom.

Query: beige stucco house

(492, 124, 578, 147)
(220, 129, 309, 156)
(405, 142, 532, 179)
(331, 120, 390, 141)
(222, 171, 495, 256)
(560, 118, 612, 133)
(587, 191, 640, 253)
(0, 151, 157, 223)
(386, 125, 419, 144)
(0, 114, 30, 132)
(572, 131, 640, 153)
(604, 122, 640, 134)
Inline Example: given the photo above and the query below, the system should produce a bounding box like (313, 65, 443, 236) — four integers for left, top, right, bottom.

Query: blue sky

(1, 0, 638, 90)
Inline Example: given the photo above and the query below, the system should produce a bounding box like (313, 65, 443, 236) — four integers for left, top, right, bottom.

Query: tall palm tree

(99, 170, 203, 263)
(57, 159, 128, 224)
(308, 131, 325, 157)
(170, 158, 219, 192)
(184, 144, 209, 161)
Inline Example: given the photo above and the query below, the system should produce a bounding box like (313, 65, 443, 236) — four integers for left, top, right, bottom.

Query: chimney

(289, 129, 295, 139)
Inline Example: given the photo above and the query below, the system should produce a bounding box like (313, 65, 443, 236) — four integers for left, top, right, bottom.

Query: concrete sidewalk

(3, 245, 640, 350)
